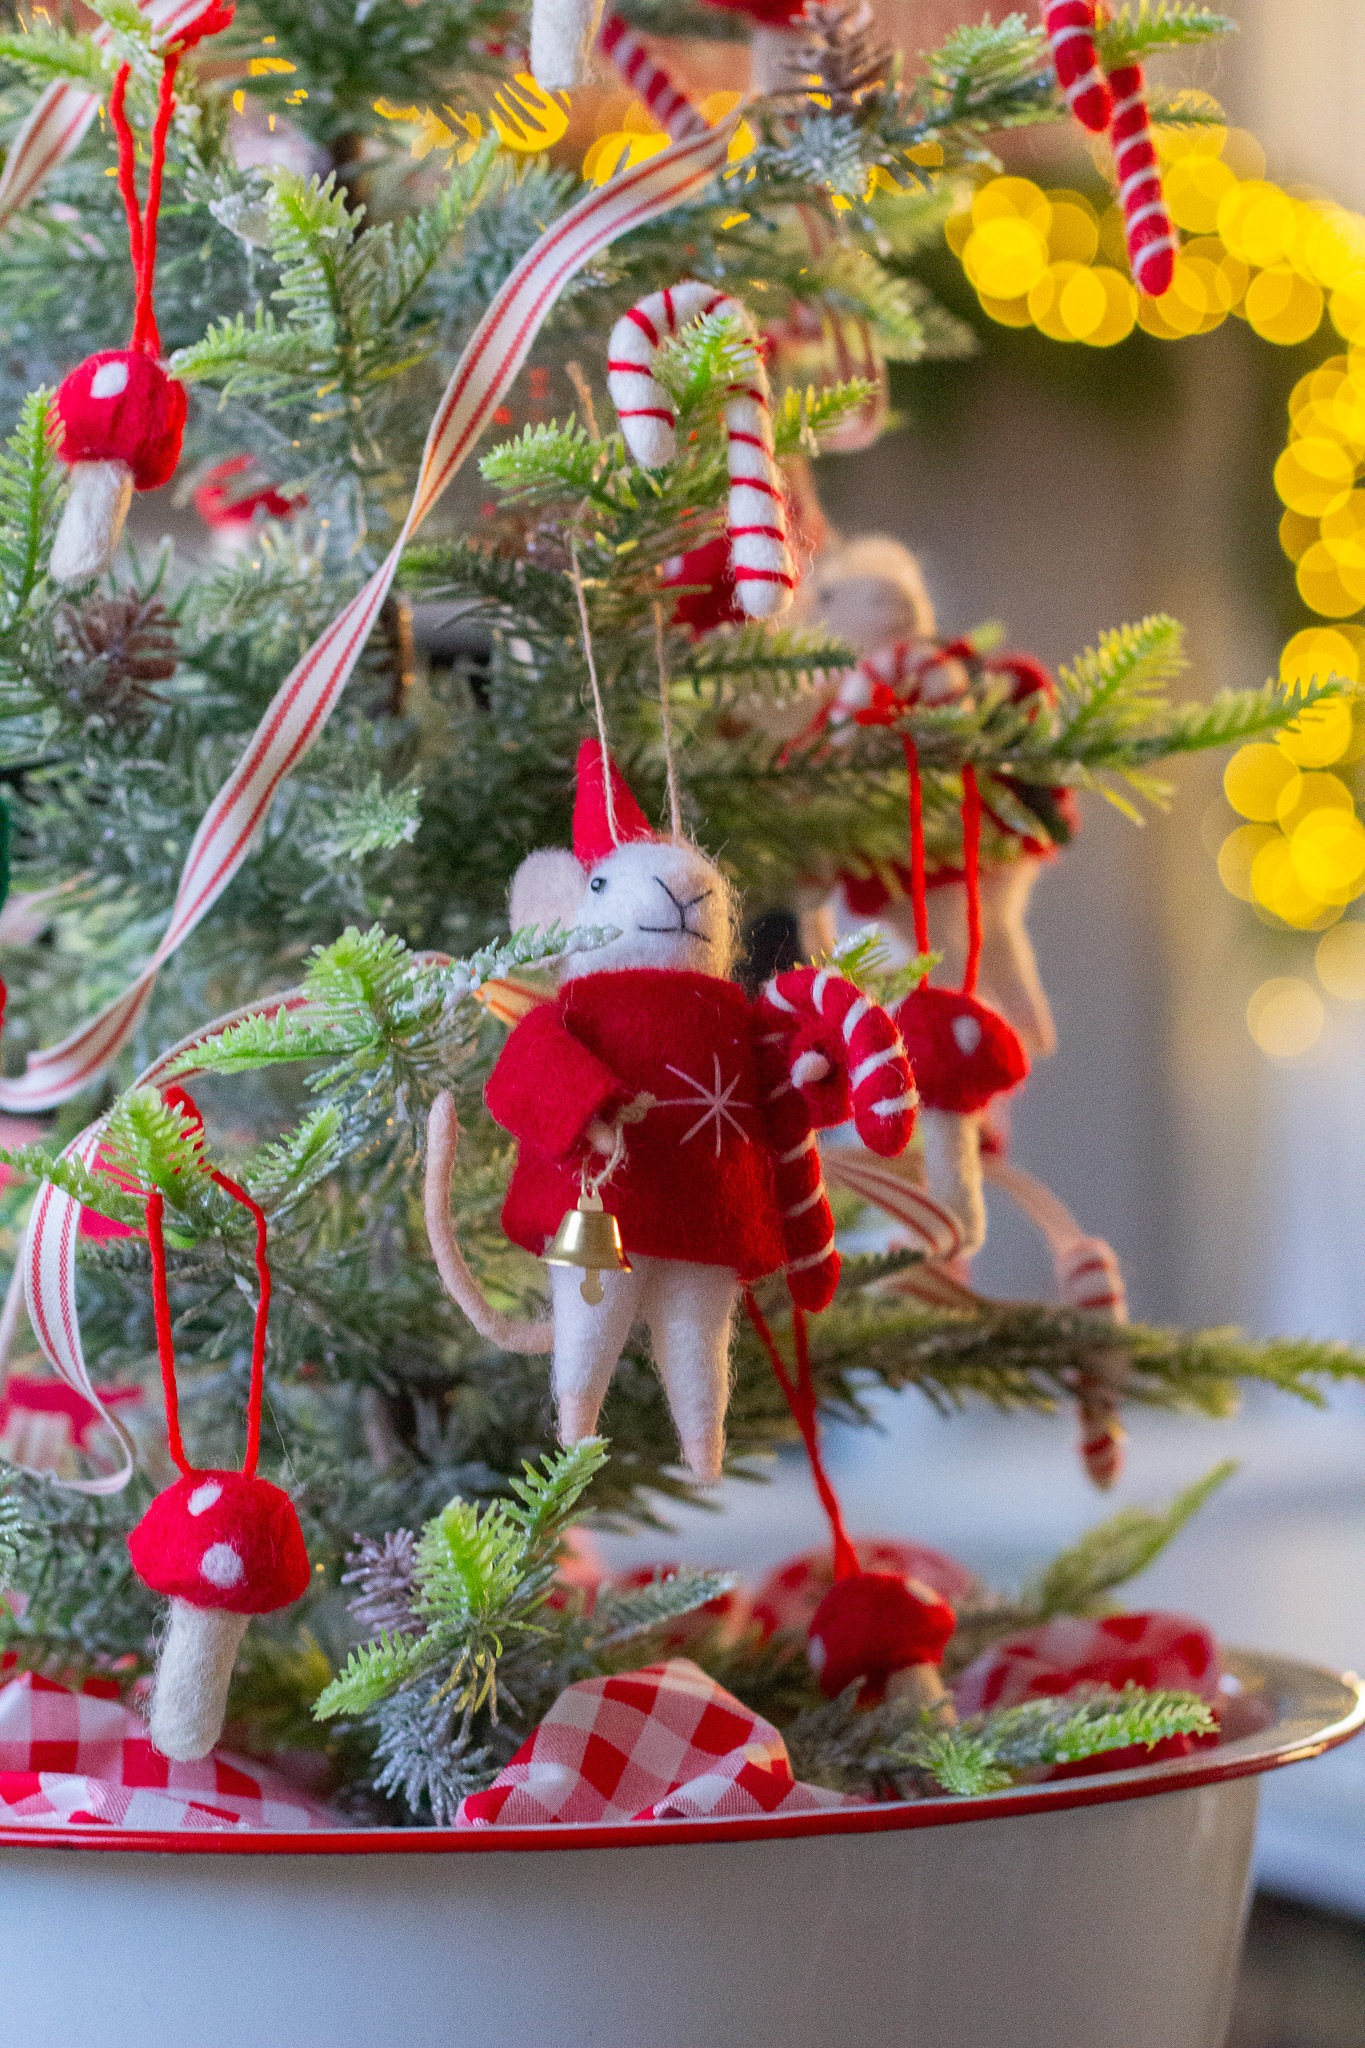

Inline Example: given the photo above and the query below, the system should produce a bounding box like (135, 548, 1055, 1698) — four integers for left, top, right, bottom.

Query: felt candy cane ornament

(1042, 1, 1113, 133)
(1106, 60, 1178, 299)
(607, 281, 795, 619)
(124, 1086, 310, 1760)
(49, 4, 234, 583)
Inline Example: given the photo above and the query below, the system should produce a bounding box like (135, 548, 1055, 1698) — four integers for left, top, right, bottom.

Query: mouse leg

(550, 1261, 643, 1444)
(643, 1258, 739, 1484)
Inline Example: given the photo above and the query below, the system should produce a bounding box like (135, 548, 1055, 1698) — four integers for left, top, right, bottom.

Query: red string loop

(141, 1087, 272, 1478)
(743, 1292, 859, 1581)
(901, 735, 930, 964)
(961, 763, 983, 997)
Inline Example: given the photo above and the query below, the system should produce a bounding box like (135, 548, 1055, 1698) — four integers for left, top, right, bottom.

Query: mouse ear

(573, 739, 655, 865)
(509, 848, 588, 944)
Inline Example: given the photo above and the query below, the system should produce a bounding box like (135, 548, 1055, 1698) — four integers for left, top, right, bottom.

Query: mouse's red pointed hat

(573, 739, 655, 866)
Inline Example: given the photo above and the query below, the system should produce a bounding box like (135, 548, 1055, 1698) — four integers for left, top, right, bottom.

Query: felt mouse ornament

(50, 5, 234, 583)
(424, 740, 915, 1482)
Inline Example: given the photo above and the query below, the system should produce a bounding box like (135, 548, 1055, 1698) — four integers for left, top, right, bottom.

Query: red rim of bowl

(1, 1649, 1359, 1858)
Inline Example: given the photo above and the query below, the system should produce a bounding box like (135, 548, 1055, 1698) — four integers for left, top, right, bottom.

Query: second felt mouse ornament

(424, 740, 916, 1483)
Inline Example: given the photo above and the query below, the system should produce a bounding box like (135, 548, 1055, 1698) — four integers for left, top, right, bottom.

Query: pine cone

(54, 593, 177, 720)
(342, 1528, 419, 1636)
(769, 1, 893, 114)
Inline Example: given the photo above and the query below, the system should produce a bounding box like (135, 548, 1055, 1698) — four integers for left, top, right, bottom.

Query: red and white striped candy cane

(1106, 61, 1177, 298)
(758, 967, 917, 1158)
(597, 13, 707, 142)
(606, 281, 794, 618)
(1043, 1, 1113, 134)
(752, 1031, 841, 1312)
(981, 1153, 1131, 1488)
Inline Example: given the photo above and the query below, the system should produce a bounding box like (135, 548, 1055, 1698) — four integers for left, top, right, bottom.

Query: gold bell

(544, 1189, 631, 1305)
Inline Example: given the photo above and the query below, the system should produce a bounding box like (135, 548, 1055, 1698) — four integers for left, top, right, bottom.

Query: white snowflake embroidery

(656, 1055, 752, 1158)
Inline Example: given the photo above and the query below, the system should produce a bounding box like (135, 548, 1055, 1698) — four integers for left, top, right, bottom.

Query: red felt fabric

(489, 969, 790, 1279)
(665, 534, 745, 635)
(127, 1470, 310, 1615)
(891, 985, 1028, 1115)
(572, 737, 654, 865)
(700, 0, 807, 22)
(753, 1539, 977, 1639)
(1044, 1, 1113, 133)
(55, 351, 186, 490)
(807, 1571, 956, 1699)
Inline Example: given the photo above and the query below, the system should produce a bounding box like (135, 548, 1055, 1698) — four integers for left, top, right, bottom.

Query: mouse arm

(485, 1000, 630, 1161)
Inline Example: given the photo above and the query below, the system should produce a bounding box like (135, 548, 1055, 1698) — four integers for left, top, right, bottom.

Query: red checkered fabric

(459, 1658, 852, 1826)
(0, 1671, 339, 1832)
(954, 1611, 1223, 1716)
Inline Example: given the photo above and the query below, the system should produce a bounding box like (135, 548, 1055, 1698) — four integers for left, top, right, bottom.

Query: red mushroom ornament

(51, 351, 186, 584)
(808, 1571, 956, 1713)
(892, 985, 1028, 1258)
(128, 1469, 309, 1761)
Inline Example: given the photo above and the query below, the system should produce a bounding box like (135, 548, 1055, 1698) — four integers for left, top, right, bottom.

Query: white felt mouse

(423, 740, 915, 1481)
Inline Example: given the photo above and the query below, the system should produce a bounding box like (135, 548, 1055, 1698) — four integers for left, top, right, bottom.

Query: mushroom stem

(529, 0, 604, 87)
(918, 1106, 986, 1259)
(149, 1598, 249, 1762)
(50, 459, 134, 585)
(886, 1661, 956, 1722)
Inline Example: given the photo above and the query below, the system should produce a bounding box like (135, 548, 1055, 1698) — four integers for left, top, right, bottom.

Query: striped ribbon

(597, 13, 706, 143)
(0, 112, 738, 1114)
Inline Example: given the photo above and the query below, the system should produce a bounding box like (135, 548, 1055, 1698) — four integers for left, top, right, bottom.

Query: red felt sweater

(486, 970, 792, 1279)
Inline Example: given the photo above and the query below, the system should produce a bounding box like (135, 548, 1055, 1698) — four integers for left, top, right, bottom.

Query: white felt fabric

(49, 459, 133, 585)
(918, 1105, 986, 1259)
(552, 1254, 737, 1482)
(529, 0, 604, 88)
(149, 1600, 250, 1763)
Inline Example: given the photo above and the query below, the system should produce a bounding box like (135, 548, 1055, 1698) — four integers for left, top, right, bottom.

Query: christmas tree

(0, 0, 1359, 1822)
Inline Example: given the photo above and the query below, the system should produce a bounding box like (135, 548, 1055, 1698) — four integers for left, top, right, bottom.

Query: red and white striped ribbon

(0, 0, 219, 224)
(0, 115, 739, 1116)
(597, 12, 706, 143)
(12, 988, 314, 1493)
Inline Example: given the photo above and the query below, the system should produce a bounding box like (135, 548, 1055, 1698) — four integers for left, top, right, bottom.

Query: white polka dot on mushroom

(90, 359, 129, 399)
(188, 1481, 222, 1516)
(199, 1542, 244, 1590)
(952, 1015, 982, 1055)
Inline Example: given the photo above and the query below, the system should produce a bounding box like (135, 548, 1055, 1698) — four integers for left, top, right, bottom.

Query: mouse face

(562, 839, 738, 981)
(791, 536, 936, 659)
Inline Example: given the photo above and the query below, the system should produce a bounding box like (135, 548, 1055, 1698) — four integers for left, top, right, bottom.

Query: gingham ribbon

(0, 111, 738, 1116)
(0, 0, 221, 225)
(0, 1668, 340, 1830)
(458, 1658, 850, 1824)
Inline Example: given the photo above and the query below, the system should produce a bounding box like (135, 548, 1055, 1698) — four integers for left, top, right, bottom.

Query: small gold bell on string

(544, 1188, 631, 1305)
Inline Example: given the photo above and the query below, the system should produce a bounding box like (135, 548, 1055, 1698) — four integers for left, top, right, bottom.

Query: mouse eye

(589, 876, 606, 893)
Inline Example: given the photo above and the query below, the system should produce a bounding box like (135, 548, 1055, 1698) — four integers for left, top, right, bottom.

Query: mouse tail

(424, 1092, 554, 1355)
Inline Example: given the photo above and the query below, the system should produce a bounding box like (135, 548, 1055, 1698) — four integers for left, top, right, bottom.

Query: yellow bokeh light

(1278, 701, 1357, 769)
(1165, 154, 1237, 234)
(1155, 93, 1227, 160)
(1330, 287, 1365, 344)
(1137, 259, 1206, 339)
(962, 216, 1049, 300)
(1081, 267, 1138, 347)
(1275, 768, 1354, 832)
(1046, 197, 1100, 266)
(1275, 437, 1356, 517)
(1224, 742, 1299, 820)
(1245, 265, 1325, 346)
(1219, 183, 1298, 267)
(1222, 129, 1267, 181)
(1029, 262, 1084, 343)
(1097, 204, 1129, 269)
(1182, 234, 1248, 313)
(1280, 509, 1318, 562)
(1301, 205, 1365, 290)
(972, 177, 1051, 231)
(944, 204, 973, 258)
(1316, 921, 1365, 999)
(1280, 625, 1361, 687)
(1247, 977, 1326, 1056)
(1296, 540, 1365, 618)
(582, 128, 667, 182)
(1218, 822, 1279, 901)
(977, 291, 1034, 328)
(1289, 808, 1365, 899)
(1250, 835, 1341, 927)
(1058, 265, 1109, 340)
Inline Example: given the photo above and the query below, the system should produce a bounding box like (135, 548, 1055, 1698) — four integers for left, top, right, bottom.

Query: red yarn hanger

(143, 1087, 272, 1479)
(743, 1292, 859, 1581)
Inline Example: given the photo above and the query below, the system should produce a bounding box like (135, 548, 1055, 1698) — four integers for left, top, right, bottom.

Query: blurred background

(594, 5, 1365, 2038)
